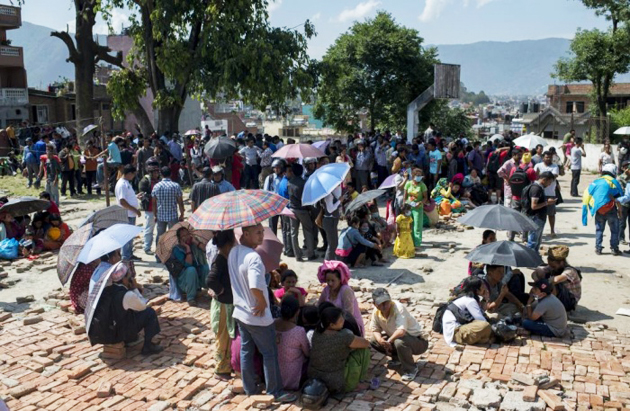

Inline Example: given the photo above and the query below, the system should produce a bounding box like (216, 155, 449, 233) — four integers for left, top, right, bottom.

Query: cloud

(419, 0, 499, 22)
(268, 0, 282, 13)
(337, 0, 381, 22)
(312, 12, 321, 21)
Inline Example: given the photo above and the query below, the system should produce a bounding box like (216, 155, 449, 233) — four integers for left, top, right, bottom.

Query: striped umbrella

(57, 223, 94, 285)
(156, 221, 214, 263)
(189, 190, 289, 231)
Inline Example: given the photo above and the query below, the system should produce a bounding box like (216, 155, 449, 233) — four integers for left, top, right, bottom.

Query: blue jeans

(522, 319, 556, 338)
(236, 320, 284, 398)
(595, 209, 620, 251)
(527, 215, 546, 252)
(143, 211, 155, 252)
(122, 216, 136, 260)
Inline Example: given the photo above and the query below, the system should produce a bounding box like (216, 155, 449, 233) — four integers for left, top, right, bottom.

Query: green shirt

(563, 133, 573, 144)
(404, 180, 427, 209)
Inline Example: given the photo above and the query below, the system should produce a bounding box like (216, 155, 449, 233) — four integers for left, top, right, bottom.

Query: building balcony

(0, 46, 23, 67)
(0, 88, 27, 106)
(0, 5, 21, 30)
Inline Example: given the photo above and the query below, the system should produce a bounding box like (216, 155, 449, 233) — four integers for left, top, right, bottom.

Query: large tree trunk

(131, 106, 155, 137)
(74, 0, 97, 132)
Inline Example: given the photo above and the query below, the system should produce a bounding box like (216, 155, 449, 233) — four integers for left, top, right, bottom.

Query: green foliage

(106, 68, 148, 120)
(420, 101, 473, 138)
(314, 11, 437, 134)
(103, 0, 315, 131)
(608, 106, 630, 142)
(580, 0, 630, 26)
(460, 84, 491, 105)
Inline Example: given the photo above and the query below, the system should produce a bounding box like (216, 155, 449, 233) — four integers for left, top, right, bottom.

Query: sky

(18, 0, 611, 59)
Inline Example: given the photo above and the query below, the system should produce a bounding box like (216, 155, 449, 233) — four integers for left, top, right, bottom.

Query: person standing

(38, 144, 62, 205)
(570, 137, 586, 197)
(59, 144, 76, 197)
(354, 140, 373, 190)
(239, 138, 262, 189)
(97, 133, 122, 187)
(498, 148, 523, 207)
(287, 163, 316, 262)
(523, 172, 557, 251)
(136, 138, 152, 180)
(534, 151, 560, 238)
(84, 141, 101, 195)
(617, 161, 630, 246)
(210, 166, 236, 194)
(152, 166, 185, 259)
(138, 161, 160, 254)
(190, 167, 220, 212)
(263, 160, 286, 236)
(23, 138, 39, 188)
(403, 168, 428, 248)
(374, 138, 389, 187)
(321, 184, 342, 261)
(115, 164, 142, 261)
(228, 223, 297, 404)
(167, 133, 183, 184)
(258, 141, 274, 189)
(427, 140, 442, 193)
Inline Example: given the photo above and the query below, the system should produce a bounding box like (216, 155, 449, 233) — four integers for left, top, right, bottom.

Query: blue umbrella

(302, 163, 350, 206)
(77, 223, 142, 264)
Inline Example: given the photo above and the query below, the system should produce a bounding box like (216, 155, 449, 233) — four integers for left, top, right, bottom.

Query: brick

(69, 364, 92, 380)
(9, 382, 37, 398)
(231, 379, 244, 394)
(523, 385, 539, 402)
(251, 395, 274, 409)
(182, 324, 200, 334)
(97, 381, 112, 398)
(22, 316, 42, 325)
(31, 355, 54, 367)
(538, 389, 566, 411)
(512, 372, 537, 386)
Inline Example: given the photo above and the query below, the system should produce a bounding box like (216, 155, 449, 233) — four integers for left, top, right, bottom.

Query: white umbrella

(84, 261, 128, 334)
(489, 134, 504, 142)
(77, 223, 142, 264)
(614, 126, 630, 135)
(312, 140, 330, 152)
(512, 133, 547, 150)
(82, 124, 98, 137)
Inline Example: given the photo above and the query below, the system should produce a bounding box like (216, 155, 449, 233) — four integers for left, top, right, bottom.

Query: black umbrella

(345, 189, 386, 214)
(465, 240, 543, 268)
(0, 197, 50, 216)
(204, 137, 237, 160)
(458, 204, 538, 232)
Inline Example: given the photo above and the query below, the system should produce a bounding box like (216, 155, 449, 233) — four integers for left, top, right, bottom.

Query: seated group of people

(442, 230, 582, 346)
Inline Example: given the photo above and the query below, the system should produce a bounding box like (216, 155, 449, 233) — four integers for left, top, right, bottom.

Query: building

(0, 4, 28, 128)
(547, 83, 630, 114)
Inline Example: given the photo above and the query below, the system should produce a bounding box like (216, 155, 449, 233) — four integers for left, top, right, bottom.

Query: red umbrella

(272, 143, 325, 159)
(235, 227, 284, 273)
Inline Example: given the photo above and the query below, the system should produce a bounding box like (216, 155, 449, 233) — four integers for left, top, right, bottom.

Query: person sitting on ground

(87, 262, 163, 355)
(19, 229, 43, 257)
(172, 227, 209, 307)
(482, 264, 525, 319)
(359, 220, 386, 266)
(299, 304, 320, 346)
(317, 260, 365, 335)
(273, 270, 307, 306)
(31, 213, 47, 240)
(275, 295, 310, 391)
(468, 230, 496, 275)
(442, 276, 492, 347)
(336, 216, 381, 268)
(369, 288, 428, 381)
(523, 278, 568, 338)
(532, 245, 582, 307)
(43, 214, 71, 250)
(39, 191, 60, 215)
(0, 212, 23, 241)
(393, 204, 415, 259)
(308, 306, 371, 394)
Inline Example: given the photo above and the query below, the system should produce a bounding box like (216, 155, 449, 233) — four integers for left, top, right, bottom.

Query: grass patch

(0, 175, 104, 202)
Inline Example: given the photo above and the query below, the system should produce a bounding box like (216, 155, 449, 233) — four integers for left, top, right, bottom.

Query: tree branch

(95, 44, 124, 67)
(51, 31, 79, 63)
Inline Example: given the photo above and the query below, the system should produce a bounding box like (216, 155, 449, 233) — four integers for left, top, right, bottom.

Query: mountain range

(12, 21, 630, 96)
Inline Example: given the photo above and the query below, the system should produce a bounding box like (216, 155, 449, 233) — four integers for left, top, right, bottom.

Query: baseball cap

(528, 278, 554, 294)
(372, 288, 392, 306)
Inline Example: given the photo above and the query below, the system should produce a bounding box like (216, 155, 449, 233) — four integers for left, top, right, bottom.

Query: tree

(51, 0, 123, 131)
(104, 0, 315, 134)
(313, 12, 437, 133)
(420, 101, 472, 138)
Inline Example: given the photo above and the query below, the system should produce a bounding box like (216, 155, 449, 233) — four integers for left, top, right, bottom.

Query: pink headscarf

(451, 173, 464, 185)
(317, 260, 352, 285)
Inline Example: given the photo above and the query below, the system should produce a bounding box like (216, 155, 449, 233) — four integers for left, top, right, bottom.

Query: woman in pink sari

(317, 261, 364, 336)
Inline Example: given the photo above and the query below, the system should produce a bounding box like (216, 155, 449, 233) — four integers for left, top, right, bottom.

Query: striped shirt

(151, 178, 182, 222)
(190, 178, 219, 210)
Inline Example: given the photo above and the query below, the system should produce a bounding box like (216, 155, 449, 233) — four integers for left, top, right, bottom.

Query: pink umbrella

(379, 174, 398, 189)
(234, 227, 284, 272)
(185, 129, 201, 136)
(279, 207, 296, 219)
(272, 143, 326, 159)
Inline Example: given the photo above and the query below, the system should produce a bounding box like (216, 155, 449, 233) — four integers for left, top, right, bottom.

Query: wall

(541, 137, 617, 172)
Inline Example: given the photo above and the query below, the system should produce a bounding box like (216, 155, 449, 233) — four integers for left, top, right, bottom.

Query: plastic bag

(0, 238, 19, 260)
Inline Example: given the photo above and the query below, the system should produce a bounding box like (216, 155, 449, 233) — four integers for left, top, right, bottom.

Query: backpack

(509, 167, 529, 198)
(487, 152, 501, 173)
(432, 302, 474, 334)
(301, 378, 329, 410)
(520, 184, 534, 214)
(470, 184, 489, 205)
(432, 303, 449, 333)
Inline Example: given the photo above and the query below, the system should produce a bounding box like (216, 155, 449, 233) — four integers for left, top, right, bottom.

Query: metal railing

(0, 88, 27, 106)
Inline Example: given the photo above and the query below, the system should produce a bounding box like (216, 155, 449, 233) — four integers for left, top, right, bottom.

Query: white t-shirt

(534, 162, 559, 196)
(600, 152, 614, 167)
(442, 296, 487, 347)
(115, 178, 139, 218)
(570, 147, 583, 170)
(228, 244, 272, 326)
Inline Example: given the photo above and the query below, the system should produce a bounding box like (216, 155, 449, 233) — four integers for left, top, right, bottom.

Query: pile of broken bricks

(0, 280, 627, 411)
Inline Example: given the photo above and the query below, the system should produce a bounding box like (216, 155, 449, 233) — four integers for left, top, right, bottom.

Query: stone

(511, 372, 537, 386)
(23, 315, 42, 325)
(470, 389, 502, 409)
(458, 379, 485, 391)
(438, 383, 458, 402)
(9, 383, 37, 398)
(25, 307, 44, 315)
(15, 295, 34, 304)
(500, 391, 546, 411)
(522, 385, 538, 402)
(97, 381, 112, 398)
(1, 377, 19, 388)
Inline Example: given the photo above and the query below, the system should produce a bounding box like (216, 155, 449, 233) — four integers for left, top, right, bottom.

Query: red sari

(231, 153, 243, 190)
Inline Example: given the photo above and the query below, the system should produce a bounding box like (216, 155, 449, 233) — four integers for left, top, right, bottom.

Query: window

(31, 105, 48, 123)
(565, 101, 574, 113)
(575, 101, 585, 113)
(101, 103, 110, 110)
(70, 104, 76, 120)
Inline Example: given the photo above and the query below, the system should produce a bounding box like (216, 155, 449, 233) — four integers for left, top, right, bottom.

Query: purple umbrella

(379, 174, 398, 189)
(235, 227, 284, 272)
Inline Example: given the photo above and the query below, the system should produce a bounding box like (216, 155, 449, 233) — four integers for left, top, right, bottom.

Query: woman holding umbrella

(403, 168, 428, 248)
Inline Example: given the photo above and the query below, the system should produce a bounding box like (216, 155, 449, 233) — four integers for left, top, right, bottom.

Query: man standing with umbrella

(287, 163, 317, 262)
(152, 167, 185, 260)
(115, 165, 142, 262)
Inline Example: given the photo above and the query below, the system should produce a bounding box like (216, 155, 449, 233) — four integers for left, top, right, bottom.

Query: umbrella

(79, 205, 129, 232)
(77, 223, 142, 264)
(188, 189, 289, 231)
(235, 227, 283, 272)
(156, 221, 213, 263)
(378, 174, 398, 190)
(204, 137, 236, 160)
(312, 140, 330, 152)
(279, 207, 296, 219)
(185, 129, 200, 136)
(57, 223, 94, 285)
(458, 204, 538, 232)
(302, 163, 350, 206)
(82, 124, 98, 137)
(85, 261, 128, 334)
(489, 134, 504, 142)
(512, 133, 547, 150)
(614, 126, 630, 135)
(465, 240, 544, 268)
(272, 144, 325, 159)
(0, 197, 50, 217)
(345, 189, 386, 214)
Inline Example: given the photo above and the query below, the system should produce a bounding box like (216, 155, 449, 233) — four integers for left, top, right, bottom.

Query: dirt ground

(1, 171, 629, 332)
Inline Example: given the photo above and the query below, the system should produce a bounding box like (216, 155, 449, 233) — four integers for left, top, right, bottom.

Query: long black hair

(459, 276, 484, 302)
(317, 307, 343, 333)
(280, 295, 300, 321)
(213, 229, 235, 248)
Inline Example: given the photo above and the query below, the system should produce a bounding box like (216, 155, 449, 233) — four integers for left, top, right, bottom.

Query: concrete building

(0, 4, 28, 128)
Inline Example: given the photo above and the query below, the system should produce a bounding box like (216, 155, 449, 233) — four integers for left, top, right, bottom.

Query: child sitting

(43, 214, 72, 250)
(274, 270, 307, 306)
(359, 220, 386, 266)
(393, 204, 415, 259)
(19, 229, 44, 257)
